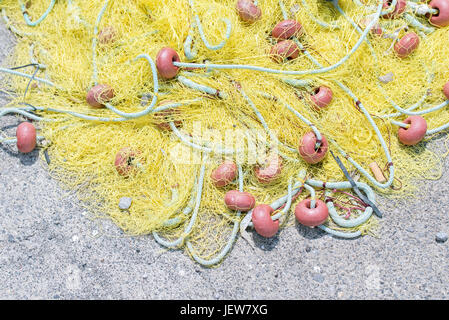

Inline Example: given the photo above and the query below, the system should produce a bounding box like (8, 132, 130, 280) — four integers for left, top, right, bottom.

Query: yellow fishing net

(1, 0, 448, 265)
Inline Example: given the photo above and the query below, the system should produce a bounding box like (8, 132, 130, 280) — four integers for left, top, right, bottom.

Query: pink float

(394, 32, 420, 58)
(270, 40, 300, 63)
(16, 122, 36, 153)
(86, 84, 115, 108)
(236, 0, 261, 23)
(156, 47, 180, 79)
(114, 147, 142, 177)
(224, 190, 256, 212)
(211, 161, 238, 187)
(299, 132, 329, 164)
(254, 154, 283, 184)
(294, 199, 329, 227)
(443, 81, 449, 100)
(271, 20, 303, 40)
(429, 0, 449, 27)
(310, 86, 333, 109)
(398, 116, 427, 146)
(252, 204, 279, 238)
(382, 0, 406, 19)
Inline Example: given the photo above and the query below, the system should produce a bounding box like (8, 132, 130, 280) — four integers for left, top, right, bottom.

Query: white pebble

(378, 72, 394, 84)
(119, 197, 132, 210)
(436, 232, 448, 243)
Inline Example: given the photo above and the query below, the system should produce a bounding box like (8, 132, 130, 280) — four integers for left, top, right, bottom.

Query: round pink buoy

(16, 122, 36, 153)
(429, 0, 449, 27)
(270, 40, 300, 63)
(224, 190, 256, 212)
(255, 154, 283, 184)
(271, 20, 303, 40)
(394, 32, 420, 58)
(154, 101, 182, 131)
(398, 115, 427, 145)
(252, 204, 279, 238)
(211, 161, 238, 187)
(443, 81, 449, 100)
(236, 0, 261, 23)
(299, 132, 329, 164)
(295, 199, 329, 227)
(156, 47, 180, 80)
(114, 147, 142, 177)
(98, 26, 117, 45)
(310, 86, 333, 109)
(382, 0, 407, 19)
(86, 84, 115, 108)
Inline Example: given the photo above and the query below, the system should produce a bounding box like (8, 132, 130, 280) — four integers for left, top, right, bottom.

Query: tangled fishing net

(1, 0, 449, 266)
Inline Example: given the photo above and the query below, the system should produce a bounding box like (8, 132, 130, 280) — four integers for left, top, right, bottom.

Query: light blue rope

(324, 190, 373, 228)
(169, 121, 242, 155)
(386, 100, 449, 119)
(29, 43, 47, 70)
(303, 182, 316, 208)
(103, 54, 159, 118)
(239, 88, 294, 151)
(184, 0, 232, 59)
(258, 92, 323, 146)
(2, 8, 34, 37)
(153, 154, 207, 248)
(178, 76, 226, 99)
(162, 180, 197, 227)
(20, 0, 56, 27)
(403, 13, 435, 34)
(92, 0, 110, 86)
(303, 3, 395, 189)
(173, 1, 382, 77)
(245, 171, 376, 233)
(334, 2, 433, 120)
(0, 106, 49, 121)
(281, 78, 313, 88)
(318, 225, 362, 238)
(338, 2, 449, 135)
(0, 135, 45, 144)
(16, 99, 200, 123)
(425, 122, 449, 135)
(247, 175, 298, 228)
(194, 15, 232, 51)
(184, 23, 198, 60)
(0, 67, 58, 88)
(186, 163, 243, 266)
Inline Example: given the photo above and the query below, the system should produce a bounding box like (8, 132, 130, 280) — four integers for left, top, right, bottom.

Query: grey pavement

(1, 21, 448, 300)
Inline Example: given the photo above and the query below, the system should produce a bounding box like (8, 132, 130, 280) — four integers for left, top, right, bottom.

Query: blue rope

(186, 163, 242, 266)
(20, 0, 56, 27)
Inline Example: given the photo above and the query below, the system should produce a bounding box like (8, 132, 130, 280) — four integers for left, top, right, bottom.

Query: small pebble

(305, 246, 312, 252)
(435, 232, 448, 243)
(312, 273, 325, 283)
(140, 94, 152, 106)
(378, 72, 394, 84)
(118, 197, 132, 210)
